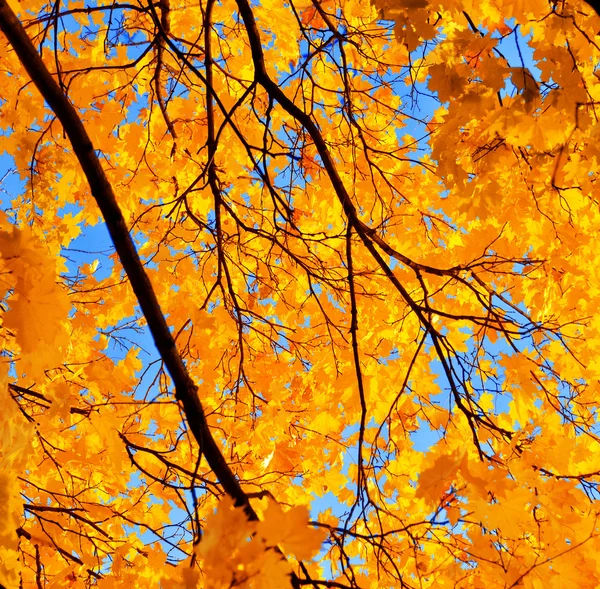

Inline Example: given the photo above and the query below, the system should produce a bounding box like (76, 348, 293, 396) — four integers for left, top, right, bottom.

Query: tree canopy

(0, 0, 600, 587)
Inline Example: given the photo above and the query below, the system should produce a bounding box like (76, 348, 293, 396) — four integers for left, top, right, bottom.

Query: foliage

(0, 0, 600, 587)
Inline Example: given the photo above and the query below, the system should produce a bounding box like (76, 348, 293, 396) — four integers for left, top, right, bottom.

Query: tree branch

(0, 0, 255, 519)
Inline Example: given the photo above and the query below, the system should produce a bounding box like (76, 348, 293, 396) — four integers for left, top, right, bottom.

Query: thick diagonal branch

(0, 0, 255, 519)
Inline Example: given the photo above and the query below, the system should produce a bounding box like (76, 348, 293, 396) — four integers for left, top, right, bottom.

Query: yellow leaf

(258, 500, 326, 561)
(415, 448, 464, 505)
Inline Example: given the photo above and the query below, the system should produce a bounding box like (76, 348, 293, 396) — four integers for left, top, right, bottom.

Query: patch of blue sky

(0, 154, 25, 211)
(63, 219, 115, 278)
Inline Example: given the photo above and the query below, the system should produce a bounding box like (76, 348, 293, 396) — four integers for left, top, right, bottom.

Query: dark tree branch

(0, 0, 255, 519)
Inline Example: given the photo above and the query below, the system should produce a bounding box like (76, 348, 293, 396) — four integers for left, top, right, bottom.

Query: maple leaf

(415, 448, 465, 505)
(196, 496, 256, 564)
(258, 500, 327, 561)
(428, 63, 466, 102)
(195, 497, 294, 589)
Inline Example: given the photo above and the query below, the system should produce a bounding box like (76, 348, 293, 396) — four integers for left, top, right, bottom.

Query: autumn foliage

(0, 0, 600, 587)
